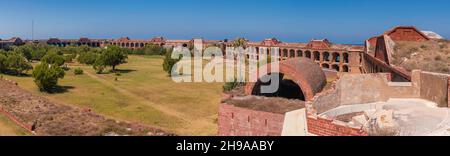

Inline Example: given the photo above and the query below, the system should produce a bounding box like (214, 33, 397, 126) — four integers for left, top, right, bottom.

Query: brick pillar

(348, 51, 363, 74)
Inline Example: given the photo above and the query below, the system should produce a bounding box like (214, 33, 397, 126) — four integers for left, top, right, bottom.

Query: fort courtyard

(0, 25, 449, 136)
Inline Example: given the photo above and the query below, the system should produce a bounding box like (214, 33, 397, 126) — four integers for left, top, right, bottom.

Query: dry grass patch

(392, 40, 450, 74)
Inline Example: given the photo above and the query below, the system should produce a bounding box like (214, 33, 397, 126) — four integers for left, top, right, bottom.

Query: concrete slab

(320, 98, 450, 136)
(352, 115, 368, 126)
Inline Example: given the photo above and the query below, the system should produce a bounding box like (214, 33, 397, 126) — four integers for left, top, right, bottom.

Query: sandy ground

(383, 99, 450, 136)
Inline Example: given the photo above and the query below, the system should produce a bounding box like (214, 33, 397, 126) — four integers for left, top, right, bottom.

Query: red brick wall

(218, 104, 285, 136)
(388, 28, 429, 42)
(0, 107, 33, 133)
(307, 116, 368, 136)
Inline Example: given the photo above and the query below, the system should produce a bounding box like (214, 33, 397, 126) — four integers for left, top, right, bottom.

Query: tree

(5, 52, 33, 76)
(64, 53, 77, 63)
(41, 51, 66, 66)
(12, 46, 32, 61)
(162, 49, 181, 76)
(30, 43, 50, 61)
(0, 51, 7, 73)
(143, 43, 164, 55)
(32, 63, 65, 92)
(93, 56, 106, 74)
(233, 38, 248, 48)
(101, 46, 127, 71)
(77, 51, 98, 65)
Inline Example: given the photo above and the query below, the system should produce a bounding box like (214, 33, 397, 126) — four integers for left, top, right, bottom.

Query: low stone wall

(419, 71, 449, 107)
(0, 78, 171, 136)
(218, 103, 285, 136)
(312, 73, 419, 114)
(307, 116, 367, 136)
(339, 73, 417, 106)
(306, 71, 450, 136)
(0, 107, 33, 133)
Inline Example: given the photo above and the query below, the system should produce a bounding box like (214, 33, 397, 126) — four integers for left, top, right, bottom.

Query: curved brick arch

(245, 58, 327, 101)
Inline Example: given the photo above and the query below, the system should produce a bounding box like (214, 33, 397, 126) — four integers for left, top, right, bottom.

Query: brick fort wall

(218, 103, 285, 136)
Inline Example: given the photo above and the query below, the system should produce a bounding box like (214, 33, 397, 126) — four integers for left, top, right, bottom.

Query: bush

(435, 55, 442, 61)
(32, 63, 65, 92)
(42, 51, 66, 66)
(0, 51, 7, 73)
(64, 54, 77, 63)
(77, 52, 98, 65)
(162, 49, 181, 76)
(5, 52, 33, 76)
(74, 68, 84, 75)
(29, 43, 52, 61)
(223, 78, 246, 92)
(128, 44, 165, 55)
(11, 46, 32, 61)
(93, 57, 106, 74)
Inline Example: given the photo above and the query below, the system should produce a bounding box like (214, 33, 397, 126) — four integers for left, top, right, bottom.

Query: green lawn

(1, 55, 226, 135)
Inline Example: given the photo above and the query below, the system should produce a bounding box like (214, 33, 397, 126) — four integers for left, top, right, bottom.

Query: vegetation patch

(392, 40, 450, 74)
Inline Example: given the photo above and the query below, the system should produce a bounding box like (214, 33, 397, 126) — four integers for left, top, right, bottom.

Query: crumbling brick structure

(218, 103, 286, 136)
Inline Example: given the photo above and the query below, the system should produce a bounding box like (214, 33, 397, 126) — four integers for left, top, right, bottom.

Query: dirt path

(83, 71, 215, 135)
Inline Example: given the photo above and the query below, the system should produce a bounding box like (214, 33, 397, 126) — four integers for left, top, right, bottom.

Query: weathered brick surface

(448, 77, 450, 108)
(307, 116, 368, 136)
(385, 26, 429, 42)
(245, 58, 327, 101)
(218, 103, 285, 136)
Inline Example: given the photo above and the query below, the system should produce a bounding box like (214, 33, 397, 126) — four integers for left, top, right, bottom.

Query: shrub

(11, 46, 33, 61)
(420, 44, 428, 50)
(5, 52, 33, 76)
(0, 52, 7, 73)
(74, 68, 84, 75)
(439, 43, 448, 49)
(93, 57, 106, 74)
(77, 52, 98, 65)
(29, 43, 52, 61)
(64, 54, 77, 63)
(162, 49, 181, 76)
(223, 78, 246, 92)
(42, 51, 66, 66)
(32, 63, 65, 92)
(435, 55, 442, 61)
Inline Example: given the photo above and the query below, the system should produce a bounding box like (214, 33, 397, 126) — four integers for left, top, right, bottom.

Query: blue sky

(1, 0, 449, 44)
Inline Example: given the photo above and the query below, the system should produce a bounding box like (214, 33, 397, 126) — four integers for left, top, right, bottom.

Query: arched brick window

(297, 50, 303, 57)
(323, 52, 330, 62)
(305, 51, 311, 59)
(313, 51, 320, 61)
(289, 49, 295, 58)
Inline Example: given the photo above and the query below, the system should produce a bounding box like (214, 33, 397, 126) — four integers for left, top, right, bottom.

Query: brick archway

(245, 58, 327, 101)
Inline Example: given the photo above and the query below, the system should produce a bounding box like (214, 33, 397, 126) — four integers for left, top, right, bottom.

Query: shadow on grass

(47, 85, 75, 94)
(114, 69, 137, 74)
(170, 73, 192, 78)
(1, 72, 32, 78)
(97, 69, 137, 75)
